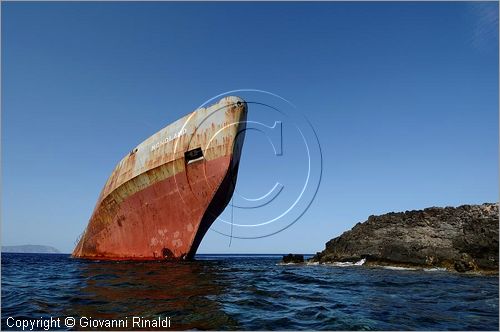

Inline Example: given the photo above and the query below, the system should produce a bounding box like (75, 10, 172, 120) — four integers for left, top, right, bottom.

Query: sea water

(2, 253, 498, 330)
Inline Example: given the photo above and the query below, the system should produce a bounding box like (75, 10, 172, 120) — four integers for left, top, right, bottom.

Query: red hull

(73, 97, 247, 260)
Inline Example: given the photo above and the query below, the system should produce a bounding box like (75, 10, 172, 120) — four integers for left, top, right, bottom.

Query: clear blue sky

(2, 2, 498, 254)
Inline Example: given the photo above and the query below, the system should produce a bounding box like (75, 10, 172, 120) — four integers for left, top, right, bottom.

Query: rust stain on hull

(72, 96, 247, 260)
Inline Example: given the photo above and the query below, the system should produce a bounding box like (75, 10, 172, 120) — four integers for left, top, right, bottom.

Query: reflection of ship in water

(73, 97, 247, 261)
(67, 260, 239, 330)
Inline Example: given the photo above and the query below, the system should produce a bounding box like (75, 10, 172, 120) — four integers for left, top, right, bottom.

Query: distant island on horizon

(2, 245, 61, 254)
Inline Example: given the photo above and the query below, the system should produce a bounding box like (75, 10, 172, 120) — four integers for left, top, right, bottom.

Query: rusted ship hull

(72, 97, 247, 260)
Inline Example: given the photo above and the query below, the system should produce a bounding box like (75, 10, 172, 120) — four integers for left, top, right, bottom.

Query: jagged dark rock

(282, 254, 304, 263)
(311, 203, 499, 273)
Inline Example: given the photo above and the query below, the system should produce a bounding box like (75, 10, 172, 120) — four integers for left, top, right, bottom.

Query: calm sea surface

(1, 253, 498, 330)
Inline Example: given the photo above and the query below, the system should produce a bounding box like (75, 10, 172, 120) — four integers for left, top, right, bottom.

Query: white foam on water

(423, 267, 448, 272)
(306, 261, 319, 265)
(354, 258, 366, 266)
(380, 266, 417, 271)
(328, 258, 366, 267)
